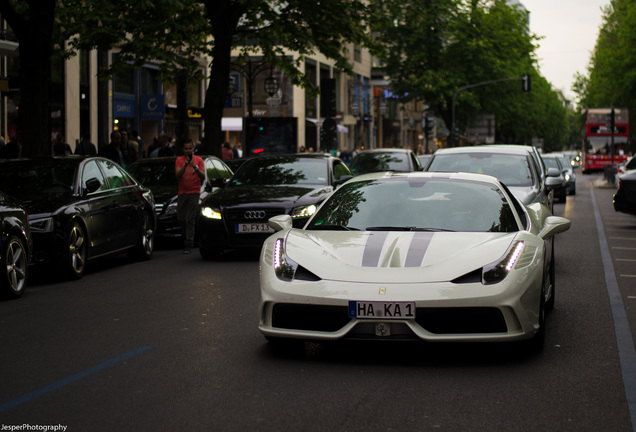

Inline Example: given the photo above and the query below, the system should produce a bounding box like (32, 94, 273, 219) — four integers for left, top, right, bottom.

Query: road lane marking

(0, 345, 152, 413)
(591, 188, 636, 432)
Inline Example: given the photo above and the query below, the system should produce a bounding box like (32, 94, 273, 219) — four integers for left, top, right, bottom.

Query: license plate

(235, 223, 275, 234)
(348, 301, 416, 320)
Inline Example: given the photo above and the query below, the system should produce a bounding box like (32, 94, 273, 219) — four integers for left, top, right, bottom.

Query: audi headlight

(30, 217, 54, 233)
(482, 241, 525, 285)
(201, 206, 222, 220)
(291, 204, 317, 219)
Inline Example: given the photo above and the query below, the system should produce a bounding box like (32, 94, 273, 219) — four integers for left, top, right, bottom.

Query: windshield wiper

(366, 226, 456, 232)
(309, 225, 360, 231)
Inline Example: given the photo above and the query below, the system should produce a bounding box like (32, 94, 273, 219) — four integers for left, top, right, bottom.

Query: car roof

(433, 145, 531, 156)
(346, 170, 502, 186)
(355, 148, 413, 154)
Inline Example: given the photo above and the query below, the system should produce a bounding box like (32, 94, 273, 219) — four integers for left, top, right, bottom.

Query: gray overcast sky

(521, 0, 609, 101)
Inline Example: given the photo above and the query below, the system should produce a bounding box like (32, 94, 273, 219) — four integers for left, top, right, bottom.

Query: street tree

(0, 1, 57, 157)
(62, 0, 374, 157)
(369, 0, 567, 146)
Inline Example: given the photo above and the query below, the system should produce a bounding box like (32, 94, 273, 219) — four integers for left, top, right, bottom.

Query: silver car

(424, 145, 564, 209)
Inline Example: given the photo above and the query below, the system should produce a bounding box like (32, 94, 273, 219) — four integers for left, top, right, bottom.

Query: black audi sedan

(0, 157, 155, 279)
(196, 153, 352, 259)
(0, 191, 31, 298)
(128, 156, 233, 239)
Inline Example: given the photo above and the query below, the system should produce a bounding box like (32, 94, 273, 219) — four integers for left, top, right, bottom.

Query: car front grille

(225, 208, 286, 223)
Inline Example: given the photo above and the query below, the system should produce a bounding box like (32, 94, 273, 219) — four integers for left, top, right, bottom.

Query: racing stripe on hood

(404, 232, 434, 267)
(361, 232, 389, 267)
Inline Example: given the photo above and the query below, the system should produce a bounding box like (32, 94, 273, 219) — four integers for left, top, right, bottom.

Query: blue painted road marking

(0, 345, 152, 413)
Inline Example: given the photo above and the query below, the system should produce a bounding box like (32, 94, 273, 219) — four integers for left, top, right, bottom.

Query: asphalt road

(1, 172, 635, 432)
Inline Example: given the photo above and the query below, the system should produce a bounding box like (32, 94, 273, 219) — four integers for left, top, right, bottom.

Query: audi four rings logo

(244, 210, 266, 219)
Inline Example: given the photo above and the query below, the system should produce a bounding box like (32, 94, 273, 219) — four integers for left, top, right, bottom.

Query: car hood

(282, 230, 522, 283)
(15, 193, 74, 218)
(207, 184, 333, 208)
(149, 185, 178, 204)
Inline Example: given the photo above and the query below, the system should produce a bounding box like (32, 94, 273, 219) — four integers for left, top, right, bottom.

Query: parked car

(349, 148, 422, 175)
(547, 152, 576, 195)
(0, 157, 156, 279)
(617, 156, 636, 174)
(541, 154, 568, 202)
(614, 170, 636, 215)
(196, 153, 352, 259)
(258, 171, 570, 350)
(425, 145, 563, 209)
(128, 156, 233, 239)
(0, 191, 31, 299)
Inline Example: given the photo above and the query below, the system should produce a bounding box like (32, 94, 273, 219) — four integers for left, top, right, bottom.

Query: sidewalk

(592, 177, 618, 189)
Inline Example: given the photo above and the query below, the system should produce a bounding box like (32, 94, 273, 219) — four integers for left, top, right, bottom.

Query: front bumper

(258, 261, 543, 343)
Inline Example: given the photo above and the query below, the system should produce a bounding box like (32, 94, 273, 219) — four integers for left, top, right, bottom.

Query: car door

(79, 160, 112, 257)
(97, 159, 138, 250)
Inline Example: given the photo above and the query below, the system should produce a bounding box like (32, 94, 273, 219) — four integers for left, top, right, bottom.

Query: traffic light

(424, 117, 434, 137)
(522, 73, 531, 92)
(321, 117, 337, 151)
(320, 78, 336, 118)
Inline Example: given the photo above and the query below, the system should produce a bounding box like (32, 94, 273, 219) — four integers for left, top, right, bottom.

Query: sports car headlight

(482, 241, 525, 285)
(273, 238, 321, 282)
(201, 206, 222, 220)
(291, 204, 317, 219)
(29, 217, 54, 233)
(274, 238, 297, 281)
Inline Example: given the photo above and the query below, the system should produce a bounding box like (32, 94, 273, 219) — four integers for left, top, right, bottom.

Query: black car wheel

(66, 221, 87, 279)
(130, 211, 154, 260)
(1, 235, 28, 299)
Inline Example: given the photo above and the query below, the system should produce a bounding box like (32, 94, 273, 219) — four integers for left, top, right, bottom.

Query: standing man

(175, 139, 205, 254)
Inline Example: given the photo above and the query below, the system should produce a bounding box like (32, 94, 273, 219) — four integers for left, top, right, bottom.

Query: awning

(306, 118, 348, 133)
(222, 117, 243, 131)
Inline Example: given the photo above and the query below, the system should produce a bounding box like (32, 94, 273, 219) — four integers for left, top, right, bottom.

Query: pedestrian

(175, 138, 205, 254)
(222, 141, 234, 160)
(0, 129, 23, 159)
(158, 133, 175, 157)
(75, 132, 97, 155)
(100, 131, 124, 166)
(119, 130, 139, 168)
(52, 133, 72, 156)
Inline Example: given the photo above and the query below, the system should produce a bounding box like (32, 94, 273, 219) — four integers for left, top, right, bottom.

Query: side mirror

(539, 216, 571, 239)
(269, 214, 293, 232)
(84, 177, 102, 195)
(334, 175, 353, 187)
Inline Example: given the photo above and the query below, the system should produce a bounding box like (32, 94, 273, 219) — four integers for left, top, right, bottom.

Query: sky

(520, 0, 610, 102)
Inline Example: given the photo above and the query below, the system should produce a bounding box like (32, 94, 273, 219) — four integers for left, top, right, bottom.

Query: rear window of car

(427, 153, 534, 187)
(350, 152, 411, 174)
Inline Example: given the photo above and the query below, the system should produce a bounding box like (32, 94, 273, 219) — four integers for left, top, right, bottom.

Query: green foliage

(369, 0, 569, 147)
(575, 0, 636, 152)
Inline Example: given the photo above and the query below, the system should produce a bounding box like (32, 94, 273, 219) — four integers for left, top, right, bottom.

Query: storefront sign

(114, 100, 135, 118)
(141, 94, 165, 120)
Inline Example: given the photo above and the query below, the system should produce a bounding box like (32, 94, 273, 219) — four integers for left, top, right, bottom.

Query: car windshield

(542, 157, 561, 170)
(350, 152, 410, 174)
(0, 159, 77, 198)
(128, 161, 175, 187)
(306, 177, 519, 233)
(427, 153, 534, 187)
(229, 157, 329, 186)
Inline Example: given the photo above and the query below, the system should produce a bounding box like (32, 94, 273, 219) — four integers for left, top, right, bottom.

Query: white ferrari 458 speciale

(258, 171, 570, 350)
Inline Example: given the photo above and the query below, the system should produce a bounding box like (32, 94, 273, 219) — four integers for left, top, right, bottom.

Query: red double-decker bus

(583, 108, 630, 173)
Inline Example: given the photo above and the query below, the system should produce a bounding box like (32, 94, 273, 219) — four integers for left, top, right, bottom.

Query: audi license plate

(348, 301, 416, 320)
(235, 223, 274, 233)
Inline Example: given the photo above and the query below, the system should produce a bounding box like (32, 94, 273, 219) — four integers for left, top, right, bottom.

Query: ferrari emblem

(379, 287, 386, 295)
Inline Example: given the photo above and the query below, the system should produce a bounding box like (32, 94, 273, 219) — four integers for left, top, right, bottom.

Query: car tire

(66, 221, 87, 279)
(524, 283, 546, 353)
(1, 235, 28, 299)
(130, 211, 154, 261)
